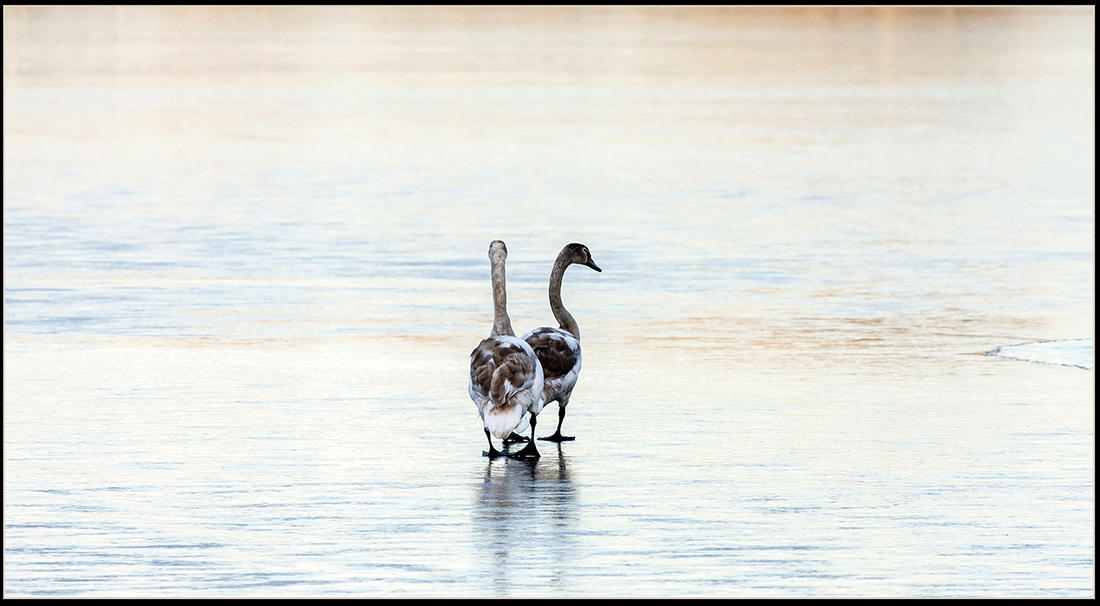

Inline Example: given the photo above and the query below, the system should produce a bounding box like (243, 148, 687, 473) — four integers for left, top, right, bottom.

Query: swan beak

(585, 259, 602, 272)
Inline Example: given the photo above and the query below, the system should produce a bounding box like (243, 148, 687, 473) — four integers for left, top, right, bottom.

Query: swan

(521, 242, 601, 442)
(468, 240, 546, 459)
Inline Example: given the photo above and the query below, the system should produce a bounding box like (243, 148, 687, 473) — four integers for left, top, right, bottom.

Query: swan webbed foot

(483, 429, 505, 458)
(507, 441, 541, 460)
(503, 432, 529, 444)
(538, 432, 575, 442)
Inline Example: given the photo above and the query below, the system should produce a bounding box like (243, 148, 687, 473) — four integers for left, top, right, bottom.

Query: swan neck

(490, 254, 514, 337)
(548, 254, 580, 339)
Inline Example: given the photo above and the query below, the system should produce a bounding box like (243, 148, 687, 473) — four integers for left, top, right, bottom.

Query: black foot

(507, 441, 541, 459)
(483, 447, 505, 458)
(503, 432, 529, 444)
(538, 432, 575, 442)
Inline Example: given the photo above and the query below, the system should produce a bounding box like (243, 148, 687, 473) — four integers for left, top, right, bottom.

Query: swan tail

(483, 402, 525, 440)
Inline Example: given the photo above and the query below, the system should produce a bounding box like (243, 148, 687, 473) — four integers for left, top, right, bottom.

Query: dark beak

(585, 258, 602, 272)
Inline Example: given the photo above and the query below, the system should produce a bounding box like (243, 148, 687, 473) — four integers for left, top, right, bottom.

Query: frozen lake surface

(4, 6, 1095, 598)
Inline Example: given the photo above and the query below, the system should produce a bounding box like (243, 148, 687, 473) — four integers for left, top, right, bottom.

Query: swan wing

(523, 327, 581, 381)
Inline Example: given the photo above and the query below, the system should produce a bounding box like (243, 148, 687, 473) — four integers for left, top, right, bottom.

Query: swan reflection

(472, 445, 578, 594)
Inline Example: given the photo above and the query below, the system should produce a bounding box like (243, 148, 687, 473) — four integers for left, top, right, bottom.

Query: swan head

(489, 240, 508, 261)
(565, 242, 601, 272)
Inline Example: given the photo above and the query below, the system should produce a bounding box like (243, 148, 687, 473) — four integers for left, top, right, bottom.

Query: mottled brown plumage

(470, 339, 538, 404)
(469, 342, 495, 395)
(524, 327, 580, 380)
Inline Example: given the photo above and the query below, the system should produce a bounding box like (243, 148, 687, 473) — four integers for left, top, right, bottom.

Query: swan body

(469, 334, 545, 440)
(468, 240, 545, 458)
(522, 326, 581, 411)
(522, 243, 601, 442)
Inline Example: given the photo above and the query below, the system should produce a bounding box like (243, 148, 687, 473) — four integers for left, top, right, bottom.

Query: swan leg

(483, 428, 504, 459)
(509, 415, 541, 459)
(539, 402, 575, 442)
(503, 432, 529, 444)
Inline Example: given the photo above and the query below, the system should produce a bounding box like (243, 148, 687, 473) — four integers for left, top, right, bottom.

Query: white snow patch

(986, 338, 1094, 370)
